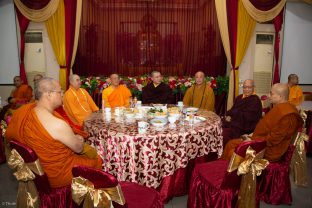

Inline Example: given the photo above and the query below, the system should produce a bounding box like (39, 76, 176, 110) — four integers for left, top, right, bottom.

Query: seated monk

(102, 73, 132, 108)
(288, 74, 303, 107)
(63, 74, 99, 126)
(222, 83, 303, 162)
(0, 76, 33, 121)
(222, 79, 262, 144)
(5, 77, 102, 188)
(142, 71, 175, 104)
(10, 75, 33, 108)
(183, 71, 215, 111)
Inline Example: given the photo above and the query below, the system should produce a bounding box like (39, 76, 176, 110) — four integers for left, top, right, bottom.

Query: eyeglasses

(50, 90, 64, 95)
(243, 86, 253, 89)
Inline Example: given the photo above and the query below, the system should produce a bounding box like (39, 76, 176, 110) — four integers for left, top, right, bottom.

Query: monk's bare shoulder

(34, 107, 73, 139)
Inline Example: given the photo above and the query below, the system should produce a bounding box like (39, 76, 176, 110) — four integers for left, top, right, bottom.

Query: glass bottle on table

(133, 96, 137, 108)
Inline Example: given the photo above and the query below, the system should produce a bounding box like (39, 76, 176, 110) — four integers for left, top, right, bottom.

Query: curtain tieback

(228, 147, 269, 208)
(8, 149, 42, 208)
(72, 176, 126, 208)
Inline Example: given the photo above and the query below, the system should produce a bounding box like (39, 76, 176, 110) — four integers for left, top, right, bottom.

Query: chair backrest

(9, 140, 51, 194)
(72, 165, 118, 189)
(221, 140, 267, 190)
(92, 91, 102, 108)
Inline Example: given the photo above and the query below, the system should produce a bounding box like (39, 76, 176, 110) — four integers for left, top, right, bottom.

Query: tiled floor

(1, 157, 312, 208)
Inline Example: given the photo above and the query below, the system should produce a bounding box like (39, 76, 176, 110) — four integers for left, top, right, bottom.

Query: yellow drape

(215, 0, 232, 67)
(224, 0, 256, 109)
(14, 0, 60, 22)
(45, 0, 67, 90)
(215, 0, 236, 109)
(242, 0, 286, 23)
(230, 0, 256, 104)
(70, 0, 82, 69)
(235, 0, 256, 68)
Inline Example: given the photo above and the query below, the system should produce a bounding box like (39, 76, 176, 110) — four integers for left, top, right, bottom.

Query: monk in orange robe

(102, 73, 132, 108)
(63, 74, 99, 126)
(222, 83, 303, 162)
(6, 78, 102, 188)
(288, 74, 303, 106)
(10, 76, 33, 107)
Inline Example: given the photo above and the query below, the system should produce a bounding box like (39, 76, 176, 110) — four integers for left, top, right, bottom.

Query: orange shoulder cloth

(108, 85, 131, 108)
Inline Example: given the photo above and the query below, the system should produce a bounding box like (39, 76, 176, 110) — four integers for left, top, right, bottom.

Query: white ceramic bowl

(169, 113, 180, 119)
(154, 114, 167, 119)
(150, 118, 167, 127)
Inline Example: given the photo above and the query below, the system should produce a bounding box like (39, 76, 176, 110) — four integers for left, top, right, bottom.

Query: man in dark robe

(142, 71, 175, 104)
(222, 79, 262, 145)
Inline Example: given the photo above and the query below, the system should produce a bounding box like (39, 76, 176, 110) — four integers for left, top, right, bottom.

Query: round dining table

(84, 108, 223, 202)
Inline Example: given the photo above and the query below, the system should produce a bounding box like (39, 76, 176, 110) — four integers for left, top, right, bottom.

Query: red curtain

(16, 9, 30, 84)
(73, 0, 226, 77)
(249, 0, 283, 10)
(18, 0, 51, 10)
(226, 0, 239, 97)
(64, 0, 77, 88)
(273, 9, 284, 84)
(226, 0, 238, 66)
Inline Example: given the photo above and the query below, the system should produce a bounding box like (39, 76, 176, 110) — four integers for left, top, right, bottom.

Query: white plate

(150, 118, 167, 127)
(185, 116, 206, 124)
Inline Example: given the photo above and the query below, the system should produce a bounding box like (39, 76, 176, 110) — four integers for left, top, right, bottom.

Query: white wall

(0, 0, 19, 85)
(280, 2, 312, 85)
(27, 22, 59, 80)
(0, 20, 59, 101)
(238, 23, 275, 94)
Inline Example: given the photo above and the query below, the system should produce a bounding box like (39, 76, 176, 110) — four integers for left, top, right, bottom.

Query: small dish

(150, 118, 167, 127)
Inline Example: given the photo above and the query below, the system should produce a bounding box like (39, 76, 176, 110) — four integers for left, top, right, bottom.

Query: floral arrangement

(81, 75, 229, 98)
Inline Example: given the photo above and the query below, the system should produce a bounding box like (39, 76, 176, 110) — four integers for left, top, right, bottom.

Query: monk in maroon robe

(222, 79, 262, 145)
(142, 71, 175, 104)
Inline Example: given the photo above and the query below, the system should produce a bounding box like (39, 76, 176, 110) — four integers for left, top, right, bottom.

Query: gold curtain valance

(14, 0, 60, 22)
(241, 0, 286, 22)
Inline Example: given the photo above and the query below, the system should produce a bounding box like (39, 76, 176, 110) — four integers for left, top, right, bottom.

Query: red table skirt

(306, 110, 312, 154)
(156, 152, 218, 203)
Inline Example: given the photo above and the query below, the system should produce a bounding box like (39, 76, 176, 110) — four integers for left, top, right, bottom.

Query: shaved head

(243, 79, 254, 86)
(35, 77, 58, 100)
(69, 74, 81, 89)
(110, 73, 120, 87)
(69, 74, 79, 82)
(194, 71, 205, 85)
(273, 83, 289, 100)
(288, 74, 298, 82)
(288, 74, 299, 86)
(242, 79, 255, 97)
(13, 76, 23, 87)
(269, 83, 289, 104)
(150, 71, 162, 85)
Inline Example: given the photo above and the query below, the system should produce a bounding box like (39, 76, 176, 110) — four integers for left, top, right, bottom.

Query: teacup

(138, 121, 149, 134)
(136, 100, 142, 107)
(105, 107, 111, 115)
(177, 101, 183, 107)
(114, 107, 123, 116)
(168, 116, 177, 124)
